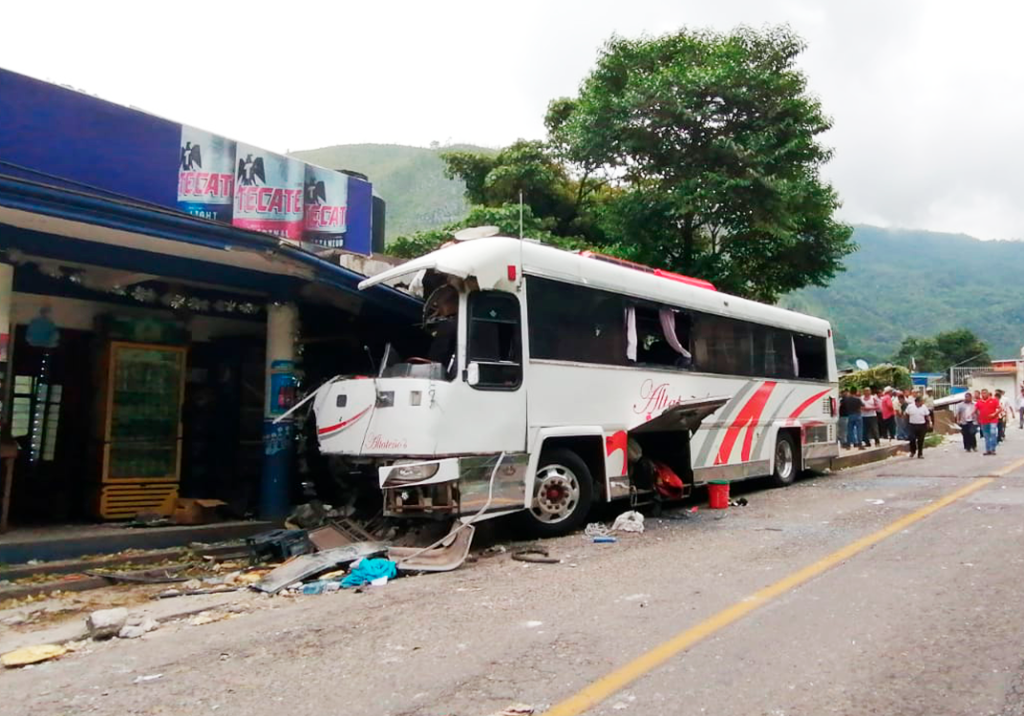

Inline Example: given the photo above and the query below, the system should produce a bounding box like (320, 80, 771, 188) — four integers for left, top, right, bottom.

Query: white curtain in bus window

(625, 306, 637, 361)
(659, 309, 691, 359)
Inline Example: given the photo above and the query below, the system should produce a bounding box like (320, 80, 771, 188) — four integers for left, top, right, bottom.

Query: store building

(0, 69, 421, 529)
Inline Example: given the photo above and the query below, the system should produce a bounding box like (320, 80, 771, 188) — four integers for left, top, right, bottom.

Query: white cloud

(2, 0, 1022, 238)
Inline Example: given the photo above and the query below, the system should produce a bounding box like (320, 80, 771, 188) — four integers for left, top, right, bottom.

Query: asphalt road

(7, 434, 1024, 716)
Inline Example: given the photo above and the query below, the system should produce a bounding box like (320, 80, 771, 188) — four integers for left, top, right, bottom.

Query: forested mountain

(291, 144, 1024, 368)
(290, 143, 490, 240)
(781, 226, 1024, 366)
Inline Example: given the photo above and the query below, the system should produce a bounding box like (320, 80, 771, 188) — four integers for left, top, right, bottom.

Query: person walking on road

(838, 389, 851, 449)
(905, 395, 932, 459)
(997, 389, 1015, 442)
(842, 389, 864, 450)
(880, 387, 896, 440)
(955, 391, 978, 452)
(977, 388, 1003, 456)
(860, 387, 881, 448)
(1019, 384, 1024, 429)
(895, 390, 910, 440)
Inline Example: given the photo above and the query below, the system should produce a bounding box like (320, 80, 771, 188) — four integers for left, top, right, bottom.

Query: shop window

(467, 291, 522, 389)
(526, 276, 626, 366)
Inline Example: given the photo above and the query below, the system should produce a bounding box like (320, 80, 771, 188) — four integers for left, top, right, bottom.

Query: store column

(0, 262, 14, 532)
(261, 302, 298, 520)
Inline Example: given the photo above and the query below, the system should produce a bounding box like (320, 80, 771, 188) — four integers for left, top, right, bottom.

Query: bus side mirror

(466, 362, 481, 386)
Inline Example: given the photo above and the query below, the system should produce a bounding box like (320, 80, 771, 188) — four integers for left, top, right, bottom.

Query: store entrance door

(8, 327, 95, 524)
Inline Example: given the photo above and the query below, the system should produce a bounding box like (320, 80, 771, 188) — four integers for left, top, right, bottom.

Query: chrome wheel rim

(776, 439, 794, 480)
(531, 464, 581, 524)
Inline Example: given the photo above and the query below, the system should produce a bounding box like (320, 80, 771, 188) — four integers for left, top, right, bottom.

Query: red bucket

(708, 481, 730, 509)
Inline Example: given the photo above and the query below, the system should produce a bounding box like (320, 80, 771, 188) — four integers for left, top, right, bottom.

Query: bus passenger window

(467, 291, 522, 389)
(630, 306, 692, 369)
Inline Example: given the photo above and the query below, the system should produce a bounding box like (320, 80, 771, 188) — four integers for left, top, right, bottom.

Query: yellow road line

(542, 456, 1024, 716)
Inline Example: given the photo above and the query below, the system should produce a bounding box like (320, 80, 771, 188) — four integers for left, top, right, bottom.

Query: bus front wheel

(769, 433, 799, 487)
(517, 448, 595, 537)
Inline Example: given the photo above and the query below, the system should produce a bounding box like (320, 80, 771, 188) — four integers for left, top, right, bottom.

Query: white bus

(311, 232, 838, 536)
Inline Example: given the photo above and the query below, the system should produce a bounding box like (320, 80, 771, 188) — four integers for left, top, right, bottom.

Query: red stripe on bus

(788, 390, 830, 419)
(715, 382, 777, 465)
(317, 406, 371, 436)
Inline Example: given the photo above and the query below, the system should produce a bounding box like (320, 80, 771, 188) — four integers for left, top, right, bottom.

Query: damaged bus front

(312, 233, 531, 526)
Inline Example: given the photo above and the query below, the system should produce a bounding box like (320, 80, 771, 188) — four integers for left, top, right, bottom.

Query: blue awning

(0, 173, 421, 321)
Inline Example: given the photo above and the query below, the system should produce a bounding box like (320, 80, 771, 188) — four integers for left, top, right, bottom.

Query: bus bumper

(378, 453, 529, 519)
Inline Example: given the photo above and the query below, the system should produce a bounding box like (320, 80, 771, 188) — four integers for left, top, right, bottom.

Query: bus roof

(361, 236, 832, 336)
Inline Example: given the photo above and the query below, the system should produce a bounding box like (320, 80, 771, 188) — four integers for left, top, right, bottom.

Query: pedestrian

(954, 391, 978, 452)
(837, 389, 850, 449)
(905, 394, 933, 459)
(924, 387, 936, 411)
(880, 387, 896, 440)
(842, 388, 864, 450)
(895, 390, 910, 440)
(1019, 383, 1024, 429)
(860, 387, 881, 447)
(997, 389, 1015, 442)
(976, 388, 1003, 455)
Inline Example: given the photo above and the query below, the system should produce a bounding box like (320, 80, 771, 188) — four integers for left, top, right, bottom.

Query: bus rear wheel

(769, 433, 798, 487)
(517, 448, 595, 538)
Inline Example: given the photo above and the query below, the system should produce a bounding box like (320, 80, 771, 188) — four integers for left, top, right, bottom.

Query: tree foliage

(891, 329, 991, 373)
(389, 26, 853, 304)
(840, 365, 912, 393)
(545, 25, 854, 302)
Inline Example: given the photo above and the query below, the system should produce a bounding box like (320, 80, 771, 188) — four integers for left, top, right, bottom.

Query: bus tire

(517, 448, 595, 537)
(769, 432, 798, 487)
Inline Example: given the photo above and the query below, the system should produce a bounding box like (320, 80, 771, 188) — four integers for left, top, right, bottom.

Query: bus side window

(632, 305, 692, 369)
(467, 291, 522, 389)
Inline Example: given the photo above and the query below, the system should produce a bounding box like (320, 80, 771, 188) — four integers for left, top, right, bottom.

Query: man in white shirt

(996, 389, 1015, 442)
(905, 395, 933, 458)
(860, 387, 881, 448)
(954, 392, 979, 452)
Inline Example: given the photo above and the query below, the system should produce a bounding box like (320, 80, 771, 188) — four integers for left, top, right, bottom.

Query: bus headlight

(383, 461, 441, 487)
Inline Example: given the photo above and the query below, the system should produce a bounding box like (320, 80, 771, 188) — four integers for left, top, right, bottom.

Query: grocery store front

(0, 69, 421, 533)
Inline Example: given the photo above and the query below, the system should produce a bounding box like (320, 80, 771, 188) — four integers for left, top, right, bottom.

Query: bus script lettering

(367, 434, 408, 451)
(633, 379, 686, 420)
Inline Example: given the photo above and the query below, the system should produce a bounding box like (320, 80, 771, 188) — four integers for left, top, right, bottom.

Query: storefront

(0, 69, 421, 529)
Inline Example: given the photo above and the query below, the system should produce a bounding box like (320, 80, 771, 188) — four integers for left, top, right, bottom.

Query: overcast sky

(3, 1, 1021, 239)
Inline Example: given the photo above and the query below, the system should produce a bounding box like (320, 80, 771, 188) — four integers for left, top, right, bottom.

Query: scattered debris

(729, 497, 749, 507)
(390, 524, 475, 572)
(511, 547, 561, 564)
(254, 543, 386, 594)
(593, 536, 618, 544)
(486, 704, 534, 716)
(86, 607, 128, 640)
(133, 673, 163, 683)
(342, 558, 398, 588)
(611, 510, 645, 533)
(481, 545, 507, 557)
(246, 529, 314, 564)
(584, 523, 611, 538)
(300, 580, 342, 595)
(118, 617, 159, 639)
(865, 499, 886, 505)
(189, 612, 232, 626)
(157, 586, 242, 599)
(84, 568, 189, 585)
(1, 643, 67, 668)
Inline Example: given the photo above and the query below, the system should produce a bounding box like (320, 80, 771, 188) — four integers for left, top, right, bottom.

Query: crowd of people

(951, 387, 1016, 455)
(837, 384, 1021, 459)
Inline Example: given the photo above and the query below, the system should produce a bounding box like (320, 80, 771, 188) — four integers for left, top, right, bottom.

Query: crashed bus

(310, 230, 839, 537)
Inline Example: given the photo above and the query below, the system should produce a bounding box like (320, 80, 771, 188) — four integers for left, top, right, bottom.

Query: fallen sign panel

(389, 524, 475, 572)
(253, 543, 386, 594)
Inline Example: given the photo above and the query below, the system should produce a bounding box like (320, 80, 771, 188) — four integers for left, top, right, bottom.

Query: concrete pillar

(261, 302, 299, 520)
(0, 263, 13, 430)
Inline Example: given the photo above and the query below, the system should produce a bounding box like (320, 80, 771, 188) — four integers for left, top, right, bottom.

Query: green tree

(891, 329, 990, 372)
(545, 26, 854, 302)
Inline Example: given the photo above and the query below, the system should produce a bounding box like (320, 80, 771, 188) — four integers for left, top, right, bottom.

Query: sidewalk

(830, 438, 910, 470)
